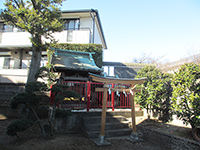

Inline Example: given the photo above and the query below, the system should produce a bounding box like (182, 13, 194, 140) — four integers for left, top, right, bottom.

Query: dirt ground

(0, 116, 195, 150)
(139, 118, 193, 140)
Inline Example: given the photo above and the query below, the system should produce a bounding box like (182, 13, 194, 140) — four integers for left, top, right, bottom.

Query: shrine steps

(83, 115, 132, 139)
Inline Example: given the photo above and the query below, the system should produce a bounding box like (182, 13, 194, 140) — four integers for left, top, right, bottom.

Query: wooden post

(111, 83, 115, 111)
(87, 81, 91, 112)
(131, 92, 137, 133)
(100, 87, 108, 136)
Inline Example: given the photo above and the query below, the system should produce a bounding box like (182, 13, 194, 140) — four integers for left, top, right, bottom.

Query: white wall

(80, 18, 93, 29)
(0, 30, 92, 47)
(43, 30, 91, 44)
(0, 32, 32, 46)
(0, 69, 28, 84)
(48, 31, 68, 43)
(70, 30, 90, 44)
(80, 17, 103, 45)
(94, 21, 102, 45)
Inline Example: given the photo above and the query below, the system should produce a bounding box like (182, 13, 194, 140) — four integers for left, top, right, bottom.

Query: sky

(61, 0, 200, 63)
(1, 0, 200, 63)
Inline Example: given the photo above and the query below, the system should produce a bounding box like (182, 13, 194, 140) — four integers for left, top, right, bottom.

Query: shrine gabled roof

(52, 48, 102, 73)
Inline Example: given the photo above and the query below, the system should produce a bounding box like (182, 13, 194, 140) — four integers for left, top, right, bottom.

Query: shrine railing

(50, 81, 140, 111)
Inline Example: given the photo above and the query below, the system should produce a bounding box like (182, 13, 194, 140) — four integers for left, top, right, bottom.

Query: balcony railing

(0, 31, 32, 46)
(0, 28, 91, 46)
(0, 69, 28, 84)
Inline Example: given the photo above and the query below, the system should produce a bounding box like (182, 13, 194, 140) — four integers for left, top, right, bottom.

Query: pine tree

(2, 0, 64, 83)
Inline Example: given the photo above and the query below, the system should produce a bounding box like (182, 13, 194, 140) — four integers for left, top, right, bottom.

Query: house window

(103, 66, 108, 76)
(109, 66, 114, 76)
(40, 56, 48, 67)
(0, 23, 3, 31)
(63, 19, 80, 30)
(3, 57, 10, 69)
(0, 23, 2, 43)
(0, 23, 25, 32)
(3, 25, 13, 32)
(103, 66, 115, 77)
(0, 57, 4, 69)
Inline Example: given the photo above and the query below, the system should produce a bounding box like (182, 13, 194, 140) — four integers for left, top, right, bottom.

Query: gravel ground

(0, 109, 196, 150)
(0, 118, 167, 150)
(0, 134, 168, 150)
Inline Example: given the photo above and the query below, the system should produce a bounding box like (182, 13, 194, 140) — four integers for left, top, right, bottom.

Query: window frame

(63, 19, 80, 30)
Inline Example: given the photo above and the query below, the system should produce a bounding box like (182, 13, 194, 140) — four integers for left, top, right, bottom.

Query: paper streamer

(116, 90, 120, 97)
(108, 88, 111, 95)
(130, 89, 134, 95)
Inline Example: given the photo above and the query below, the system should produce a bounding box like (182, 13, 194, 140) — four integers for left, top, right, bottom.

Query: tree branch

(13, 0, 20, 8)
(31, 0, 37, 10)
(20, 0, 25, 7)
(28, 106, 47, 139)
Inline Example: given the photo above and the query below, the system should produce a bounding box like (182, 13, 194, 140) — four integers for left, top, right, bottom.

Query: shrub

(25, 81, 48, 93)
(172, 63, 200, 128)
(7, 118, 34, 137)
(10, 92, 40, 109)
(135, 65, 173, 122)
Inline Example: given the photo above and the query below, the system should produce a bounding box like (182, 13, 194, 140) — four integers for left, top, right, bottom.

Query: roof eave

(54, 66, 102, 73)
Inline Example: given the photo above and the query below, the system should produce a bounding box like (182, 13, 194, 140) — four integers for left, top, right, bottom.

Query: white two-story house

(0, 9, 107, 84)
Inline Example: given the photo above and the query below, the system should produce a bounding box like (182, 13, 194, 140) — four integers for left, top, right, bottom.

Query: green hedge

(51, 43, 103, 68)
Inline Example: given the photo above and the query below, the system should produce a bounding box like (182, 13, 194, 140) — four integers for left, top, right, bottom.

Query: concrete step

(82, 111, 143, 118)
(86, 128, 132, 139)
(83, 115, 127, 124)
(83, 115, 132, 139)
(84, 121, 130, 131)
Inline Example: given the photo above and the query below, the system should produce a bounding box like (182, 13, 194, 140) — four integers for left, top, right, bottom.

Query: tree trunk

(27, 36, 42, 83)
(29, 106, 47, 139)
(49, 99, 57, 136)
